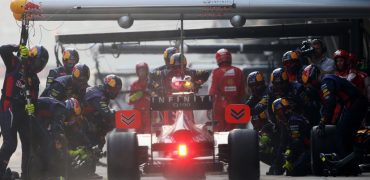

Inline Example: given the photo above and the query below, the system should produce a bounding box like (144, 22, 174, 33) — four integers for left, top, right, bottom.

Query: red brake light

(178, 144, 188, 157)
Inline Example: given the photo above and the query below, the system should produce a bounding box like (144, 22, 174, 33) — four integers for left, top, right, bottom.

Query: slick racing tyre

(228, 129, 260, 180)
(311, 125, 337, 176)
(107, 129, 140, 180)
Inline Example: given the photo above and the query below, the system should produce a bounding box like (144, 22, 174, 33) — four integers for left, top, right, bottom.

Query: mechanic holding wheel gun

(0, 44, 48, 179)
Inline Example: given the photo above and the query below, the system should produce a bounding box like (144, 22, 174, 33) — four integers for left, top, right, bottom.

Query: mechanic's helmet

(71, 63, 90, 86)
(62, 48, 79, 73)
(333, 49, 349, 61)
(301, 64, 321, 86)
(270, 68, 289, 85)
(163, 47, 178, 66)
(65, 98, 82, 116)
(270, 68, 289, 96)
(272, 98, 291, 125)
(311, 39, 327, 53)
(282, 51, 299, 70)
(28, 45, 49, 73)
(247, 71, 266, 95)
(333, 49, 350, 72)
(103, 74, 122, 99)
(135, 62, 149, 78)
(169, 53, 187, 69)
(272, 98, 291, 113)
(215, 48, 232, 66)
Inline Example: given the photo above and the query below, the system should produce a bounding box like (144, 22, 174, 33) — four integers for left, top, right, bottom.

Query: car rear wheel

(228, 129, 260, 180)
(107, 129, 140, 180)
(311, 125, 337, 176)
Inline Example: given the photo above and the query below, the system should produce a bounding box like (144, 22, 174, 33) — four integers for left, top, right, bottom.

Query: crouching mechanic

(303, 64, 368, 175)
(245, 71, 275, 166)
(80, 74, 122, 178)
(272, 98, 311, 176)
(31, 97, 82, 179)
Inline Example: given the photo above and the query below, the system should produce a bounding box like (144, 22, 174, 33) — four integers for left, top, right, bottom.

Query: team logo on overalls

(74, 102, 82, 115)
(302, 69, 309, 84)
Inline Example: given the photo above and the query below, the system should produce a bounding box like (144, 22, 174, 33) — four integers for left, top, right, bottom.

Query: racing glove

(259, 133, 270, 146)
(19, 45, 29, 58)
(25, 103, 35, 115)
(129, 90, 144, 103)
(283, 160, 294, 172)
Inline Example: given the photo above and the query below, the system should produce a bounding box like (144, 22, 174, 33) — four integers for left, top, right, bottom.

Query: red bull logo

(24, 2, 40, 11)
(104, 76, 116, 88)
(25, 1, 42, 19)
(63, 51, 71, 61)
(72, 67, 81, 78)
(29, 46, 38, 57)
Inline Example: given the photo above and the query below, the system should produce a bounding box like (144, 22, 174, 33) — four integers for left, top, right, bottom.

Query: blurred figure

(150, 53, 209, 125)
(245, 71, 269, 131)
(245, 71, 275, 168)
(334, 50, 370, 125)
(149, 47, 178, 96)
(32, 97, 81, 179)
(0, 44, 48, 179)
(348, 53, 370, 98)
(46, 48, 79, 88)
(159, 47, 178, 71)
(348, 53, 370, 126)
(310, 39, 335, 74)
(129, 62, 151, 133)
(209, 49, 245, 131)
(163, 53, 208, 95)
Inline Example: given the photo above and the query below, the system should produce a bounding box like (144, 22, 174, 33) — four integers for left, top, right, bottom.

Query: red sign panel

(115, 110, 141, 129)
(225, 104, 251, 124)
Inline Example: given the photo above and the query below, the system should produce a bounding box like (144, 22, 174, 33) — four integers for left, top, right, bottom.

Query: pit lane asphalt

(7, 150, 370, 180)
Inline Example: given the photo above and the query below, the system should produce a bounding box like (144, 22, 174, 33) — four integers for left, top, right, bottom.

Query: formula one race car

(106, 75, 259, 180)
